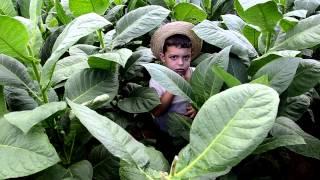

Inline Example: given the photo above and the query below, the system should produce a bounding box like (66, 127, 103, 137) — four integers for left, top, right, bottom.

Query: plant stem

(0, 86, 7, 116)
(31, 61, 41, 82)
(265, 32, 272, 53)
(169, 156, 179, 177)
(41, 89, 49, 103)
(68, 134, 76, 164)
(30, 59, 49, 104)
(97, 29, 105, 49)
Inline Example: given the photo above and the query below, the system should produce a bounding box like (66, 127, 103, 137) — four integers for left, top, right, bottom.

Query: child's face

(160, 46, 192, 76)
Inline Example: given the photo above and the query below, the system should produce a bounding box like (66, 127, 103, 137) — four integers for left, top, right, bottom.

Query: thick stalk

(31, 59, 48, 104)
(97, 29, 105, 49)
(265, 32, 272, 53)
(41, 89, 49, 103)
(0, 86, 7, 116)
(31, 61, 41, 82)
(169, 156, 179, 177)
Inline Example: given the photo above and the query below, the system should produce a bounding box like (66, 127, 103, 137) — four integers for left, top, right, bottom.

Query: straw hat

(150, 21, 203, 60)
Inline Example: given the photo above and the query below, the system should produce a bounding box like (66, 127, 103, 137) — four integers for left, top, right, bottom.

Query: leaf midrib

(115, 7, 165, 39)
(0, 36, 29, 61)
(0, 144, 55, 159)
(0, 63, 36, 96)
(71, 78, 109, 103)
(175, 92, 255, 177)
(273, 21, 320, 50)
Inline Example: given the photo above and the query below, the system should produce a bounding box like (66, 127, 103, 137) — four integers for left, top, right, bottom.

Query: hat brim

(150, 21, 203, 60)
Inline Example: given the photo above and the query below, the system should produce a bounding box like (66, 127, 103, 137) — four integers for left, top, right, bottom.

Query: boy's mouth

(175, 69, 185, 75)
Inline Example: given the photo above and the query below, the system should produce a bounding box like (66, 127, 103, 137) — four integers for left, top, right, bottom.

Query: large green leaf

(40, 13, 111, 90)
(279, 17, 298, 32)
(248, 50, 300, 76)
(5, 101, 67, 133)
(271, 14, 320, 51)
(253, 135, 305, 154)
(213, 65, 241, 88)
(235, 0, 282, 32)
(119, 162, 163, 180)
(0, 119, 60, 179)
(145, 147, 169, 171)
(193, 20, 257, 61)
(15, 16, 43, 58)
(29, 0, 42, 25)
(52, 55, 89, 86)
(173, 84, 279, 178)
(250, 74, 269, 85)
(191, 47, 230, 106)
(69, 44, 100, 56)
(119, 147, 169, 179)
(0, 0, 17, 16)
(227, 57, 248, 83)
(221, 14, 246, 33)
(55, 0, 72, 25)
(0, 54, 37, 95)
(4, 87, 38, 111)
(89, 145, 120, 180)
(173, 3, 207, 24)
(167, 112, 191, 141)
(105, 5, 125, 22)
(279, 93, 312, 121)
(65, 69, 118, 104)
(65, 160, 93, 180)
(88, 48, 132, 70)
(67, 100, 150, 167)
(242, 24, 261, 49)
(112, 5, 170, 47)
(294, 0, 320, 15)
(0, 15, 31, 61)
(253, 57, 300, 94)
(142, 63, 194, 103)
(123, 48, 154, 80)
(17, 0, 31, 18)
(284, 10, 307, 18)
(117, 87, 160, 113)
(271, 116, 320, 160)
(69, 0, 112, 17)
(34, 164, 68, 180)
(287, 59, 320, 97)
(236, 0, 271, 10)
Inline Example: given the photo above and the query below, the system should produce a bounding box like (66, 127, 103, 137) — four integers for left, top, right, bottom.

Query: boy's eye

(183, 55, 191, 61)
(170, 56, 178, 60)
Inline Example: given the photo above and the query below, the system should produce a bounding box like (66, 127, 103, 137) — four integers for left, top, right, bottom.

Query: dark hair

(163, 34, 192, 53)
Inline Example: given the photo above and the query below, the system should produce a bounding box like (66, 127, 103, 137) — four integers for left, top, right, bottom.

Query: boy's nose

(177, 58, 184, 65)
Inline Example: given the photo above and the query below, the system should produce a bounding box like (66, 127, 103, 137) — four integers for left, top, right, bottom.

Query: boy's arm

(151, 91, 174, 117)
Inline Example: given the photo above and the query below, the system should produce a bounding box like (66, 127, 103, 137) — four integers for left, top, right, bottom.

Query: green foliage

(67, 99, 150, 167)
(0, 0, 17, 16)
(65, 69, 118, 104)
(0, 119, 59, 179)
(117, 87, 160, 113)
(173, 3, 207, 24)
(69, 0, 112, 17)
(0, 15, 31, 61)
(5, 101, 67, 133)
(112, 5, 170, 47)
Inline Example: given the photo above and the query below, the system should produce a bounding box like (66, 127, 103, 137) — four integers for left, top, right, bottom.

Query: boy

(149, 21, 203, 132)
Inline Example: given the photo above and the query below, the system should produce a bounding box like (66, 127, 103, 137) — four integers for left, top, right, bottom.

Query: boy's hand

(184, 68, 192, 81)
(185, 104, 197, 119)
